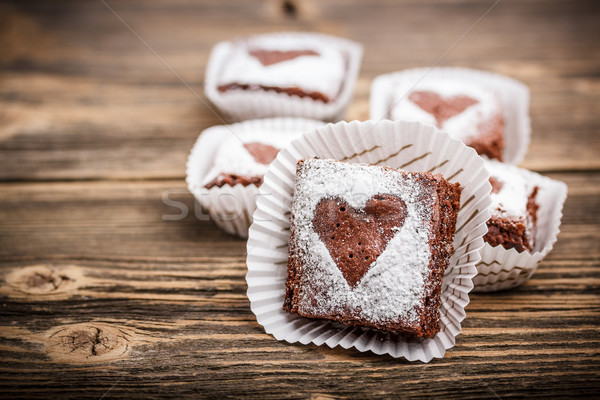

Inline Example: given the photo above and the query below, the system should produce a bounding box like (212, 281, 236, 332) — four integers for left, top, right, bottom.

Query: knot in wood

(4, 265, 82, 296)
(45, 323, 130, 363)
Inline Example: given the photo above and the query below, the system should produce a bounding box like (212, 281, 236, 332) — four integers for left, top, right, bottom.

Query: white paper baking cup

(205, 32, 363, 122)
(246, 120, 493, 362)
(473, 164, 568, 292)
(370, 67, 531, 165)
(186, 118, 325, 238)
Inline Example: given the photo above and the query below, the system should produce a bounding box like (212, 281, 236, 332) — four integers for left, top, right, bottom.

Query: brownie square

(217, 35, 347, 103)
(283, 159, 461, 338)
(390, 78, 505, 160)
(483, 160, 539, 253)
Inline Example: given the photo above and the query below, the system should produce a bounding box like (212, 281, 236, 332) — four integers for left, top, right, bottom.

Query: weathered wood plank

(0, 180, 245, 260)
(0, 0, 599, 180)
(0, 274, 598, 398)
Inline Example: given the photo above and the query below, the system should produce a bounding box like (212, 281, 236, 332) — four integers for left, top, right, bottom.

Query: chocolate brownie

(217, 35, 347, 103)
(283, 159, 461, 338)
(202, 132, 295, 190)
(391, 79, 505, 160)
(483, 160, 539, 252)
(203, 173, 264, 190)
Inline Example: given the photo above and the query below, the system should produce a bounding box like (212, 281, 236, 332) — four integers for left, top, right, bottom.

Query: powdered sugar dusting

(391, 78, 501, 141)
(201, 130, 302, 186)
(290, 159, 436, 325)
(218, 36, 346, 101)
(485, 159, 532, 218)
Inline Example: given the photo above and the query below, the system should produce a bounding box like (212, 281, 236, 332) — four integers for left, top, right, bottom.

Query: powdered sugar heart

(409, 91, 478, 126)
(313, 194, 408, 288)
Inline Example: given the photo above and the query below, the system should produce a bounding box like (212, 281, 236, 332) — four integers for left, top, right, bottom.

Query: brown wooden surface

(1, 0, 599, 398)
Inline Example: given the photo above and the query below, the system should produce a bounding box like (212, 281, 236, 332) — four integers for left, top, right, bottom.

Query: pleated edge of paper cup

(185, 117, 326, 238)
(246, 120, 493, 362)
(369, 67, 531, 165)
(473, 166, 568, 292)
(204, 32, 364, 122)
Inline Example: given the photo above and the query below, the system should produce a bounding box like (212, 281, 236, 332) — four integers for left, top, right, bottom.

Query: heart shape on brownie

(409, 90, 479, 126)
(313, 195, 408, 288)
(243, 142, 279, 165)
(249, 49, 319, 67)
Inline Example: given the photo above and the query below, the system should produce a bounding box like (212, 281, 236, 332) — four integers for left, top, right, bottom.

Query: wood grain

(1, 0, 599, 398)
(0, 0, 599, 181)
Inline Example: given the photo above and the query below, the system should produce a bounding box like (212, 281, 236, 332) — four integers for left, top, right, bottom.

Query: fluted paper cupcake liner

(246, 120, 493, 362)
(186, 118, 325, 238)
(370, 67, 531, 165)
(205, 32, 363, 122)
(473, 164, 568, 292)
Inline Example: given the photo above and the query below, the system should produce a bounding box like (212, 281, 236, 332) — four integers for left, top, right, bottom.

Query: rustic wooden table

(1, 0, 599, 398)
